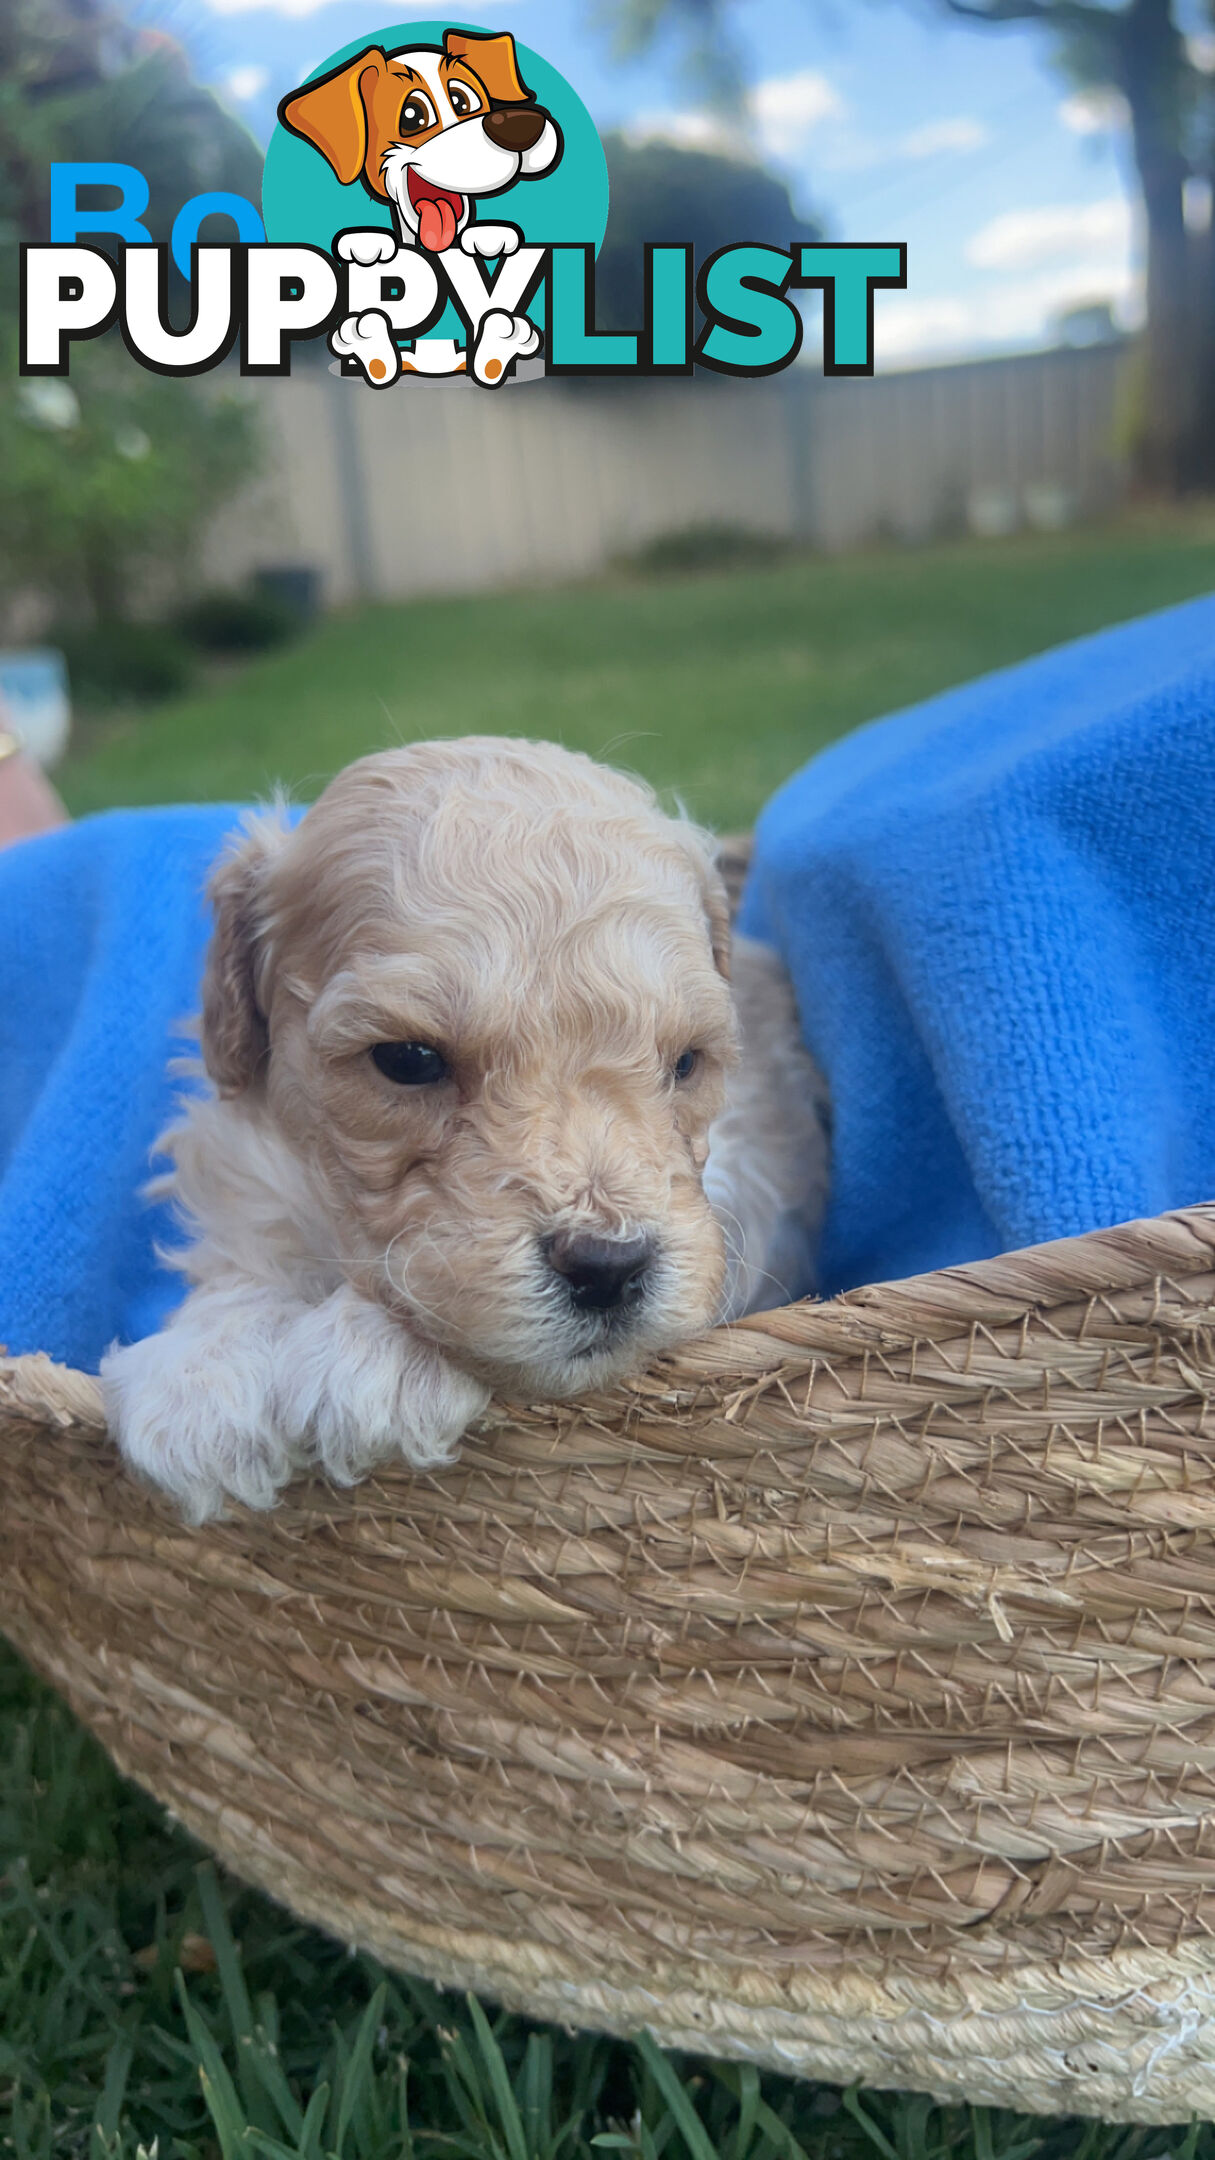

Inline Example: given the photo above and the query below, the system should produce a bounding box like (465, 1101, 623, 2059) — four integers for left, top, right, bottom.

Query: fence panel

(203, 343, 1129, 603)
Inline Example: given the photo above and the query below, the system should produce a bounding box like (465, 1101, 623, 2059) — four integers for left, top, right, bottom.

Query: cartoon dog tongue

(410, 178, 462, 253)
(418, 196, 456, 251)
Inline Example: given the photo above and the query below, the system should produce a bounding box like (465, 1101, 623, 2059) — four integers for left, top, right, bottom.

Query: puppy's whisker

(595, 731, 658, 765)
(375, 696, 408, 747)
(708, 1201, 749, 1269)
(708, 1201, 796, 1319)
(385, 1228, 464, 1335)
(744, 1265, 795, 1306)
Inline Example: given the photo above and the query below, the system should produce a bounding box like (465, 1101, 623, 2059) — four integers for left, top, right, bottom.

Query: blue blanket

(0, 806, 244, 1370)
(740, 591, 1215, 1293)
(5, 595, 1215, 1372)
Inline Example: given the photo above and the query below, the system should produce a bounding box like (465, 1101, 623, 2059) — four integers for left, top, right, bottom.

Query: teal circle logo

(263, 21, 607, 362)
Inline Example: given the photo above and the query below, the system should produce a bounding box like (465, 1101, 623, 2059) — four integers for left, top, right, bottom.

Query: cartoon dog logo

(280, 28, 562, 387)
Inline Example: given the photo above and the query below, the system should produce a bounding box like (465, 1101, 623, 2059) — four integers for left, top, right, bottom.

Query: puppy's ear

(443, 28, 533, 103)
(279, 48, 386, 184)
(201, 810, 289, 1098)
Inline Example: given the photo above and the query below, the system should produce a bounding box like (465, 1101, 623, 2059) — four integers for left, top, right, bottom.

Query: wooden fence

(204, 341, 1130, 604)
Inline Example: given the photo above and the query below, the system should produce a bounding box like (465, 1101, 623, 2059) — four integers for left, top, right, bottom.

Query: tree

(596, 131, 820, 332)
(600, 0, 1215, 495)
(944, 0, 1214, 492)
(0, 0, 262, 627)
(0, 0, 263, 283)
(1, 365, 254, 627)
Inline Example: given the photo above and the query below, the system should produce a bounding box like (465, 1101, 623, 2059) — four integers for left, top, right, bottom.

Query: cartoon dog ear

(201, 808, 289, 1096)
(279, 48, 387, 184)
(443, 27, 533, 104)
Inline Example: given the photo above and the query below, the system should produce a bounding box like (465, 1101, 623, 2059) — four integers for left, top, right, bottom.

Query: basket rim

(5, 1195, 1215, 1434)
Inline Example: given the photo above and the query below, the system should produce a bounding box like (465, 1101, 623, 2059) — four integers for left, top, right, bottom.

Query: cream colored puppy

(102, 739, 826, 1520)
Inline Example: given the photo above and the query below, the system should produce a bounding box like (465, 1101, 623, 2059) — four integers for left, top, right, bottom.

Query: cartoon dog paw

(472, 308, 540, 386)
(336, 230, 399, 267)
(460, 223, 521, 259)
(331, 309, 401, 387)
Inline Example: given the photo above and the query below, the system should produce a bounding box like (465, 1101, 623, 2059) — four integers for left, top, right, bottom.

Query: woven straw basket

(7, 1200, 1215, 2124)
(5, 840, 1215, 2123)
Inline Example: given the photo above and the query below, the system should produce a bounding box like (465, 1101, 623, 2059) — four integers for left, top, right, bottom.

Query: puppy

(281, 29, 560, 388)
(102, 740, 827, 1521)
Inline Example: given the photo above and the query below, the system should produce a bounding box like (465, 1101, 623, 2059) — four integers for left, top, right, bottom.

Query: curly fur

(103, 738, 827, 1521)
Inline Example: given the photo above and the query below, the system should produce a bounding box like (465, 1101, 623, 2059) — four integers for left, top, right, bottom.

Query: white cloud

(966, 196, 1130, 271)
(899, 116, 989, 159)
(1059, 88, 1129, 135)
(207, 0, 329, 15)
(207, 0, 503, 16)
(223, 62, 267, 100)
(872, 295, 974, 363)
(627, 70, 843, 165)
(872, 257, 1141, 368)
(624, 81, 982, 178)
(892, 191, 1143, 367)
(624, 110, 750, 158)
(986, 261, 1140, 336)
(749, 69, 844, 158)
(1187, 31, 1215, 74)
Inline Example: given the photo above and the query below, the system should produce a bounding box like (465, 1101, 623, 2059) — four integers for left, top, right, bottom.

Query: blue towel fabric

(5, 594, 1215, 1371)
(0, 806, 245, 1370)
(740, 591, 1215, 1293)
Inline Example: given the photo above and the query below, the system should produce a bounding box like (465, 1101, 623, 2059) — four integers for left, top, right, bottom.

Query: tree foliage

(598, 0, 749, 106)
(0, 0, 262, 628)
(0, 0, 263, 277)
(0, 365, 255, 625)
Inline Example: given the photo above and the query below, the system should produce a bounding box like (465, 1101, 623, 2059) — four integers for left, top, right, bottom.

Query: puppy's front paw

(336, 229, 399, 267)
(460, 222, 521, 259)
(102, 1299, 296, 1523)
(472, 308, 540, 386)
(330, 310, 401, 386)
(274, 1286, 490, 1486)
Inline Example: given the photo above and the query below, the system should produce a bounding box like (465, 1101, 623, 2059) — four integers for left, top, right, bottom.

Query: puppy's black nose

(483, 105, 548, 152)
(546, 1230, 655, 1313)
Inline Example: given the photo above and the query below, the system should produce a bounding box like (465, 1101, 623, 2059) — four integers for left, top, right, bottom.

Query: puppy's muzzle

(545, 1229, 656, 1315)
(483, 106, 549, 153)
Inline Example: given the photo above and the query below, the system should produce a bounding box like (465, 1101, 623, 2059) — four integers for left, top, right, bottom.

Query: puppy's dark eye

(399, 93, 435, 135)
(371, 1041, 449, 1085)
(672, 1049, 699, 1083)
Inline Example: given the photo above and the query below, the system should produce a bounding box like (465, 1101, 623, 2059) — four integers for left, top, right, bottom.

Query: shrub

(623, 522, 792, 575)
(177, 586, 299, 654)
(60, 621, 194, 703)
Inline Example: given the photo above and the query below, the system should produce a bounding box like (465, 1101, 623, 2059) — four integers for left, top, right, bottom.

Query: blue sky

(127, 0, 1214, 367)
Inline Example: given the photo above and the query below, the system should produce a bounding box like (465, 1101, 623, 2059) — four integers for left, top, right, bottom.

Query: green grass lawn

(57, 514, 1215, 828)
(10, 518, 1215, 2153)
